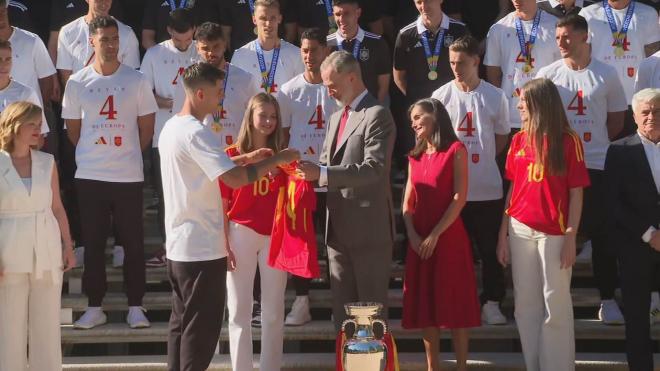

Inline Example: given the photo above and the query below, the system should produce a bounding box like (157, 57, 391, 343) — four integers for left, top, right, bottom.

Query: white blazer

(0, 150, 62, 283)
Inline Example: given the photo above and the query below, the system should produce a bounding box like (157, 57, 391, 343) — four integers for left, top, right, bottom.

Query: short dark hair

(0, 40, 11, 51)
(89, 16, 118, 35)
(183, 62, 225, 92)
(168, 8, 195, 33)
(556, 14, 589, 33)
(195, 22, 225, 43)
(332, 0, 360, 6)
(408, 98, 459, 157)
(448, 35, 480, 57)
(300, 28, 327, 46)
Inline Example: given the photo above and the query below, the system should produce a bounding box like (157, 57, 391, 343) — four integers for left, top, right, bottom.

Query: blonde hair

(235, 93, 283, 154)
(520, 78, 574, 175)
(0, 101, 43, 152)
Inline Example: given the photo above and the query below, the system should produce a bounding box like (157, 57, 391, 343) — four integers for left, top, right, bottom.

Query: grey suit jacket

(319, 93, 396, 250)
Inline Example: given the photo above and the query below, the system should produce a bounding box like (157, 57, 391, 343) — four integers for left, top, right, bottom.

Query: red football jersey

(505, 131, 590, 235)
(220, 146, 285, 235)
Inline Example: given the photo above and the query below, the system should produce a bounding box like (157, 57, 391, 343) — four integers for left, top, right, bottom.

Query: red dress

(402, 141, 481, 329)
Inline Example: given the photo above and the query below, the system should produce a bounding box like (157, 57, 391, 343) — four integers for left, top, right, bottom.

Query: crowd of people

(0, 0, 658, 370)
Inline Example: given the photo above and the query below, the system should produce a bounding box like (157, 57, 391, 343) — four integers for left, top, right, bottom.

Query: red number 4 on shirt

(568, 90, 587, 116)
(457, 112, 476, 137)
(308, 105, 325, 130)
(100, 95, 117, 120)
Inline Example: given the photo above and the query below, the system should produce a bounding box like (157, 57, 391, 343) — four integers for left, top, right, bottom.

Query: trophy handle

(341, 319, 357, 333)
(371, 319, 388, 339)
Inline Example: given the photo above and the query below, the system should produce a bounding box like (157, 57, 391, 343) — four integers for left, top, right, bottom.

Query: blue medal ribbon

(420, 28, 446, 73)
(248, 0, 255, 14)
(323, 0, 333, 17)
(514, 10, 542, 68)
(255, 41, 280, 94)
(213, 65, 231, 124)
(338, 37, 362, 60)
(603, 0, 635, 49)
(167, 0, 187, 11)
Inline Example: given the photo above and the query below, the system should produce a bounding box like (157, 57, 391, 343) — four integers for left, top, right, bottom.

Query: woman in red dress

(401, 98, 481, 371)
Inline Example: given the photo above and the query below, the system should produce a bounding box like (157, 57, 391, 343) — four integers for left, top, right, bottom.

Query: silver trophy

(340, 302, 389, 371)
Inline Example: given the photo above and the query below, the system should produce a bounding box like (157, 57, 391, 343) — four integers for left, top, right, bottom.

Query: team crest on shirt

(444, 35, 454, 47)
(627, 67, 635, 78)
(114, 136, 122, 147)
(471, 153, 480, 164)
(359, 48, 369, 61)
(583, 132, 591, 142)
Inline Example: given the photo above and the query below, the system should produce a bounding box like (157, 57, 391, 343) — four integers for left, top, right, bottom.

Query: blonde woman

(0, 101, 76, 371)
(497, 78, 590, 371)
(220, 92, 288, 371)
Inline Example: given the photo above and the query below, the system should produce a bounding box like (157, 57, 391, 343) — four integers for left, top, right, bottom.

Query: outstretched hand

(296, 160, 320, 181)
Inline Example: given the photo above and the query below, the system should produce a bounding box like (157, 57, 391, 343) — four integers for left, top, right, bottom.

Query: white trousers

(226, 222, 288, 371)
(509, 217, 575, 371)
(0, 271, 63, 371)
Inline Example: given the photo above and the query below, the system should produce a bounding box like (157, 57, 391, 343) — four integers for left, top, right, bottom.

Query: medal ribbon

(255, 41, 280, 94)
(212, 65, 230, 124)
(603, 0, 635, 49)
(420, 28, 446, 74)
(168, 0, 187, 11)
(248, 0, 255, 14)
(514, 10, 542, 67)
(323, 0, 336, 30)
(338, 38, 362, 59)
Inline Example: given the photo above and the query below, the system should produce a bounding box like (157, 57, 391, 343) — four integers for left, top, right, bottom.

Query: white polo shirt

(158, 113, 236, 262)
(537, 58, 628, 170)
(140, 39, 200, 148)
(579, 1, 660, 101)
(8, 27, 56, 101)
(61, 64, 157, 183)
(634, 50, 660, 92)
(0, 79, 48, 134)
(484, 9, 561, 128)
(432, 80, 510, 201)
(57, 16, 140, 73)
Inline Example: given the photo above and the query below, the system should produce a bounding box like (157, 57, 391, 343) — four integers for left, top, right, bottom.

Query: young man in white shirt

(635, 50, 660, 92)
(279, 28, 338, 326)
(536, 13, 629, 325)
(140, 8, 199, 267)
(484, 0, 561, 130)
(432, 35, 510, 325)
(62, 16, 157, 330)
(230, 0, 304, 96)
(160, 61, 299, 371)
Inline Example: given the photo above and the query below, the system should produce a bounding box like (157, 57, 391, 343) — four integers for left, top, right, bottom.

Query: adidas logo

(66, 2, 74, 8)
(237, 0, 246, 3)
(414, 41, 422, 48)
(316, 0, 323, 4)
(161, 1, 168, 6)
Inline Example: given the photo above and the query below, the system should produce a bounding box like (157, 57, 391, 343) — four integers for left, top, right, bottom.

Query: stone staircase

(58, 182, 660, 370)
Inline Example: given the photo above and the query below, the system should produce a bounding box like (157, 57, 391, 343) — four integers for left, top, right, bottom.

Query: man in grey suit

(297, 51, 396, 329)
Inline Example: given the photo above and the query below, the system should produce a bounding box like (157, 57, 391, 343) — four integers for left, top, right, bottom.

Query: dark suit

(605, 134, 660, 371)
(318, 92, 396, 330)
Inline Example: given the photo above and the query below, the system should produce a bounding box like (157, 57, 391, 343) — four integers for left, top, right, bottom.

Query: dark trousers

(583, 169, 619, 300)
(167, 258, 227, 371)
(75, 179, 145, 306)
(292, 192, 327, 296)
(60, 130, 82, 246)
(619, 243, 660, 371)
(462, 199, 506, 303)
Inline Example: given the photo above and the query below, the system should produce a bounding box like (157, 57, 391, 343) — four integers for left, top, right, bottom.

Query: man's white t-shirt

(432, 80, 510, 201)
(484, 10, 560, 128)
(140, 39, 200, 148)
(56, 16, 140, 73)
(0, 79, 48, 134)
(280, 73, 340, 163)
(158, 114, 236, 262)
(635, 50, 660, 92)
(61, 64, 157, 183)
(537, 58, 628, 170)
(579, 2, 660, 102)
(230, 39, 305, 96)
(8, 27, 56, 102)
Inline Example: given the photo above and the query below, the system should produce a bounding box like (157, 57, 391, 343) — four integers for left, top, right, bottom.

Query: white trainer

(481, 301, 507, 325)
(285, 296, 312, 326)
(73, 246, 85, 268)
(112, 245, 124, 268)
(598, 299, 625, 325)
(127, 306, 151, 329)
(74, 307, 107, 329)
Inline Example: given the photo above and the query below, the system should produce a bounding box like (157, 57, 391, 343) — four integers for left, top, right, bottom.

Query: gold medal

(329, 27, 337, 34)
(211, 122, 222, 133)
(253, 27, 258, 35)
(614, 45, 625, 57)
(427, 70, 438, 81)
(522, 63, 533, 74)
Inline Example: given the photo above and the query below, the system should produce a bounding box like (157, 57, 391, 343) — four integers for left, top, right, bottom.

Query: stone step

(60, 319, 647, 344)
(61, 288, 617, 312)
(62, 353, 657, 371)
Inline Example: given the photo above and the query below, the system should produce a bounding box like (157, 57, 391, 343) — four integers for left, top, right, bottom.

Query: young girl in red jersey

(401, 98, 481, 371)
(221, 92, 288, 371)
(497, 78, 590, 371)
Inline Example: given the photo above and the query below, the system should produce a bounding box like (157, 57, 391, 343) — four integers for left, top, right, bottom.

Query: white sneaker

(481, 301, 507, 325)
(576, 241, 592, 263)
(285, 296, 312, 326)
(74, 307, 107, 329)
(73, 246, 85, 268)
(127, 306, 150, 329)
(112, 246, 124, 268)
(598, 300, 625, 325)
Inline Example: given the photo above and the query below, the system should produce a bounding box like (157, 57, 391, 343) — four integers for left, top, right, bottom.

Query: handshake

(244, 147, 322, 182)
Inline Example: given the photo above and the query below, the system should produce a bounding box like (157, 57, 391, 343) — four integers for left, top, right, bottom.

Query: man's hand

(650, 230, 660, 251)
(274, 148, 301, 165)
(296, 160, 320, 181)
